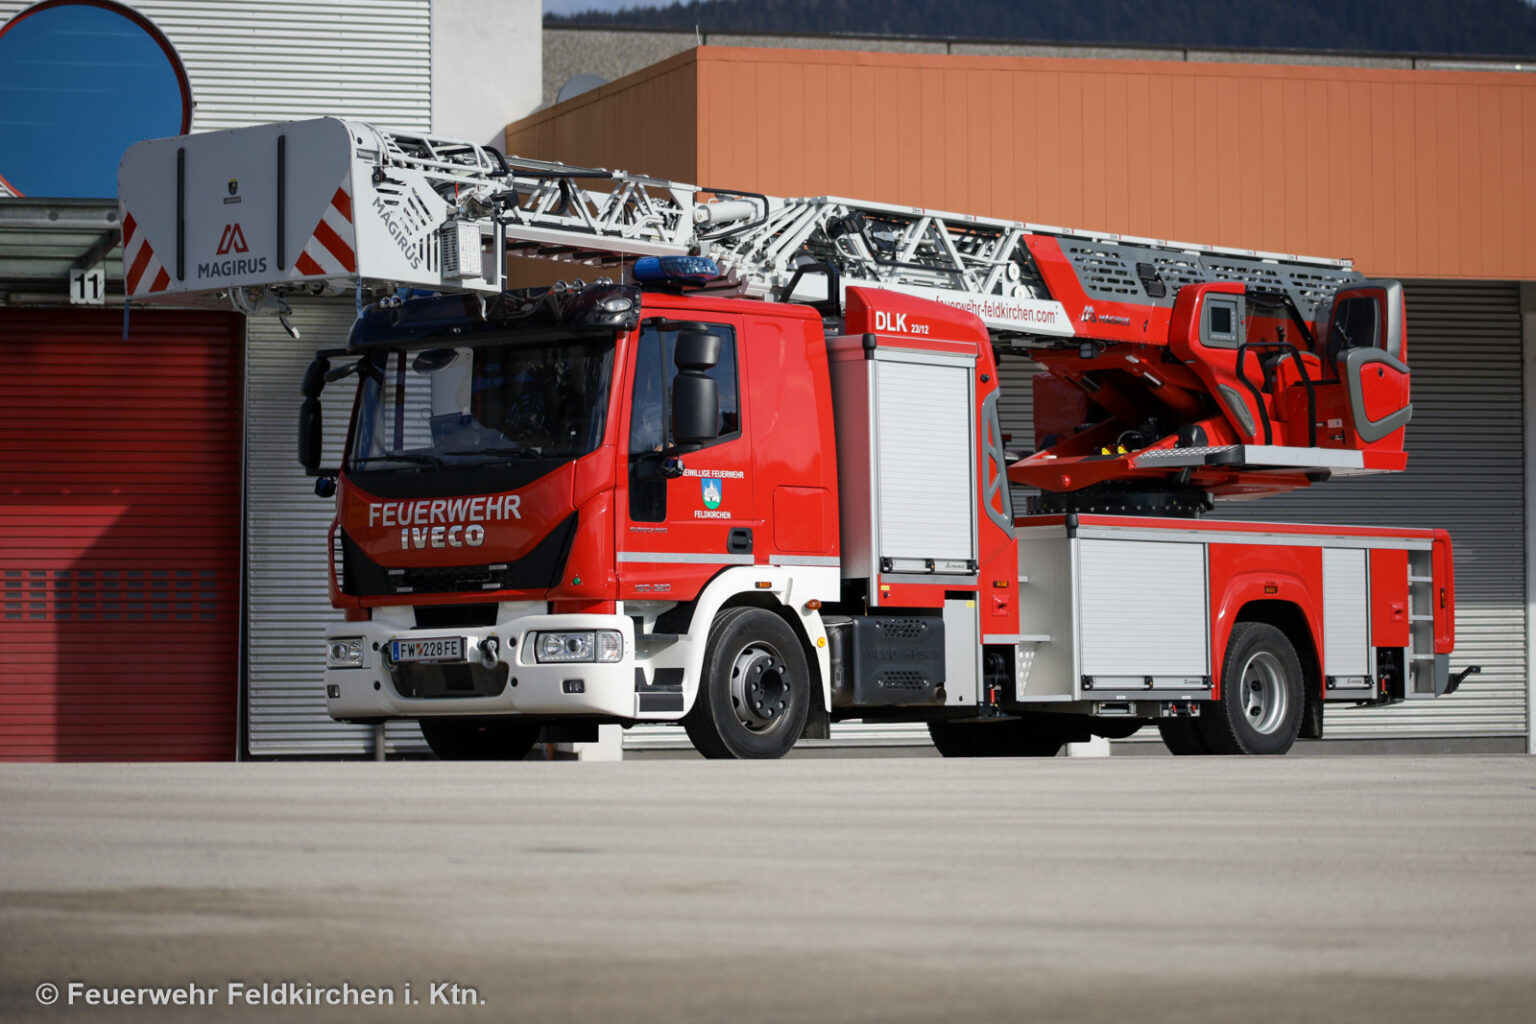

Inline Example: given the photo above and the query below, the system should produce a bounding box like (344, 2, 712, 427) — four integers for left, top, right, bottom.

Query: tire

(684, 607, 811, 759)
(419, 718, 541, 761)
(1157, 716, 1211, 755)
(1198, 621, 1305, 755)
(927, 715, 1070, 757)
(927, 720, 979, 757)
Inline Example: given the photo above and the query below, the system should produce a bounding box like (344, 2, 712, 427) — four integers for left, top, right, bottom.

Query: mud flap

(1299, 684, 1324, 739)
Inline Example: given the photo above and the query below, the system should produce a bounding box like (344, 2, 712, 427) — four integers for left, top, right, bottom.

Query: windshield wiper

(363, 452, 445, 467)
(442, 446, 545, 460)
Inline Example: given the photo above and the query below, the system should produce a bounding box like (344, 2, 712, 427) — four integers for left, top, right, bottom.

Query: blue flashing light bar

(633, 255, 720, 286)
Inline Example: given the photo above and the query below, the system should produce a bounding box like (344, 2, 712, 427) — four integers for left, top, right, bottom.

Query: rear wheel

(1199, 622, 1305, 755)
(419, 718, 541, 760)
(684, 607, 811, 759)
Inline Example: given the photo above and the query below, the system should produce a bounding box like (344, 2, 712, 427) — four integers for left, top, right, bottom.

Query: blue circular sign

(0, 0, 190, 197)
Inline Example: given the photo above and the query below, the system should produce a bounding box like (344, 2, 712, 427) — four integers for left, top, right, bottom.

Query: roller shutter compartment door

(1218, 281, 1525, 738)
(0, 309, 243, 761)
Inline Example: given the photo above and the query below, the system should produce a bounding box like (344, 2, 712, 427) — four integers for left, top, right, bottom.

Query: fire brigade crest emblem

(701, 476, 722, 510)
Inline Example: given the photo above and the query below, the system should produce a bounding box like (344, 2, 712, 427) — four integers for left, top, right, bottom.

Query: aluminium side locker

(1011, 515, 1447, 714)
(1013, 517, 1213, 710)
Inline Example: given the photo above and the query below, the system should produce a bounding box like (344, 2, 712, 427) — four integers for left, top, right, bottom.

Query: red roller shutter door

(0, 308, 243, 761)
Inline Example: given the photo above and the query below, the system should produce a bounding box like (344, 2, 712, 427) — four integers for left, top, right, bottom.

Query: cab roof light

(633, 255, 721, 287)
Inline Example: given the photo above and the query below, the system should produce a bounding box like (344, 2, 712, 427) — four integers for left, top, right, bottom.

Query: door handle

(727, 528, 753, 555)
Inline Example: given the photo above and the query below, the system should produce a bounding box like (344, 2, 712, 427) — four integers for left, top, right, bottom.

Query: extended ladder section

(118, 118, 701, 311)
(704, 195, 1357, 342)
(118, 117, 1357, 341)
(118, 117, 1411, 502)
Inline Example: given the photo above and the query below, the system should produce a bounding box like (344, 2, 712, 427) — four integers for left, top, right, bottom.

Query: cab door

(619, 315, 757, 602)
(1321, 280, 1412, 448)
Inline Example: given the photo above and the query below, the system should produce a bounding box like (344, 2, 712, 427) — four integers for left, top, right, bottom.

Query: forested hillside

(548, 0, 1536, 58)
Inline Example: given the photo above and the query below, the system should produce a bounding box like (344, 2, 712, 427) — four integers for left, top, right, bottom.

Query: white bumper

(324, 611, 688, 721)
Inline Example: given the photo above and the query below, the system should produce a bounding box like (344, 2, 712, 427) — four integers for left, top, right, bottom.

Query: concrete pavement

(3, 756, 1534, 1022)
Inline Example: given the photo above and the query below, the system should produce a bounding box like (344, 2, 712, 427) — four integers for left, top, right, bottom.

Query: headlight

(327, 637, 365, 668)
(534, 630, 623, 663)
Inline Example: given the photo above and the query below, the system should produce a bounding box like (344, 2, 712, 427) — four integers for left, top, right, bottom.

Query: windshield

(348, 337, 616, 472)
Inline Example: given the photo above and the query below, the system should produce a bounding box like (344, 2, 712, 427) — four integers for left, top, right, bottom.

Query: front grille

(386, 562, 504, 594)
(341, 513, 577, 597)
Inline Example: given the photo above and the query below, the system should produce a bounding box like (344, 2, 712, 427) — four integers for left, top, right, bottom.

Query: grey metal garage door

(244, 301, 425, 756)
(1215, 281, 1525, 737)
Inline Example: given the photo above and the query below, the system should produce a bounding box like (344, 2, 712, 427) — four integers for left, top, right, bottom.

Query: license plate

(390, 636, 464, 663)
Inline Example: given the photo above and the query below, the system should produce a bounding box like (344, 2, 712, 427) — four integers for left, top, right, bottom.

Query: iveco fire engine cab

(119, 117, 1475, 759)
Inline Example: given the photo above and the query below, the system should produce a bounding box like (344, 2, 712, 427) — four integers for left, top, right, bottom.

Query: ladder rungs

(1409, 614, 1434, 622)
(1411, 654, 1437, 660)
(1408, 575, 1433, 583)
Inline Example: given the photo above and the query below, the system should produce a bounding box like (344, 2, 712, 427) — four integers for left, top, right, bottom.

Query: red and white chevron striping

(297, 186, 357, 277)
(121, 212, 171, 296)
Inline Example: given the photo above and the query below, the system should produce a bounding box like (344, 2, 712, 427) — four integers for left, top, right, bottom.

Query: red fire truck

(119, 118, 1474, 759)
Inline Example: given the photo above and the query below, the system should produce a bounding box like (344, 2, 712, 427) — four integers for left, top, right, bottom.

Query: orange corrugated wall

(508, 50, 702, 186)
(510, 47, 1536, 280)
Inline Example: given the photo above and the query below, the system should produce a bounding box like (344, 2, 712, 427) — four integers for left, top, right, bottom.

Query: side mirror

(674, 328, 720, 371)
(300, 349, 352, 476)
(671, 328, 721, 448)
(298, 396, 323, 472)
(300, 355, 329, 398)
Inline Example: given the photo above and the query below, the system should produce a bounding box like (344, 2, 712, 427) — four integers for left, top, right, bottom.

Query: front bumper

(324, 612, 671, 721)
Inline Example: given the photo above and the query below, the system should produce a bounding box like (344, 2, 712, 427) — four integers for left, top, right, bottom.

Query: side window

(701, 327, 741, 440)
(628, 329, 667, 456)
(627, 322, 740, 522)
(1326, 295, 1381, 369)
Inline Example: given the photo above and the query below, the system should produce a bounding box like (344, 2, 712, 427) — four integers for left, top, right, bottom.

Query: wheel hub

(729, 643, 789, 732)
(1240, 650, 1289, 735)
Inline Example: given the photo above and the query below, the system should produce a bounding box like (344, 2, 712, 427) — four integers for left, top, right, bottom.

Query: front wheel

(1199, 622, 1305, 755)
(684, 607, 811, 759)
(419, 718, 541, 761)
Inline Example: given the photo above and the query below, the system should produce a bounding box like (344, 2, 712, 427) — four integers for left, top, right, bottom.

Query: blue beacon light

(632, 256, 721, 285)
